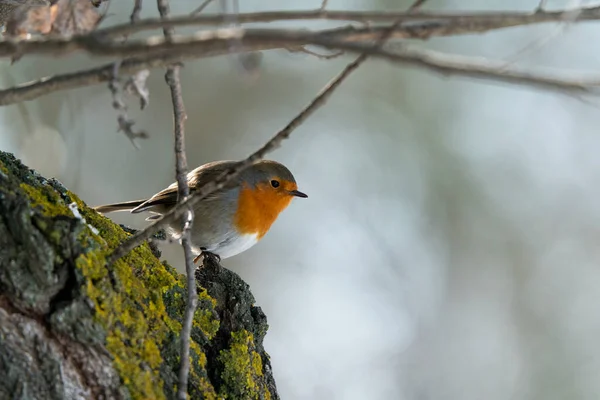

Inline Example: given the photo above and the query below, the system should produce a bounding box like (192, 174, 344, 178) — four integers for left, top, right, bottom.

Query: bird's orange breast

(233, 183, 294, 238)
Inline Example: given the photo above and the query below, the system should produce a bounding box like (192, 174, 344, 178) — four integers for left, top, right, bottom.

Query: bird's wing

(131, 160, 241, 213)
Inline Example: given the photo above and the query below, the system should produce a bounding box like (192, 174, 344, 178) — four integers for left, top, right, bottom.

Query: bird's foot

(194, 249, 221, 265)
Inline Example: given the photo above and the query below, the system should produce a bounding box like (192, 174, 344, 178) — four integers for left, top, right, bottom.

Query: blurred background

(2, 0, 600, 399)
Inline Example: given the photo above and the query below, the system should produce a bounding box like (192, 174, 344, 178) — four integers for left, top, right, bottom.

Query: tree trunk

(0, 151, 279, 400)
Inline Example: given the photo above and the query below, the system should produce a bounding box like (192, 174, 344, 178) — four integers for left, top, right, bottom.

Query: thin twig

(380, 43, 599, 94)
(106, 49, 369, 266)
(131, 0, 143, 23)
(537, 0, 550, 13)
(169, 65, 195, 400)
(408, 0, 429, 12)
(500, 0, 585, 69)
(191, 0, 216, 15)
(288, 46, 345, 60)
(218, 0, 263, 78)
(156, 0, 195, 398)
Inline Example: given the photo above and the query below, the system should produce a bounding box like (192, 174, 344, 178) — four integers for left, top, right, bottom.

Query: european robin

(94, 160, 307, 262)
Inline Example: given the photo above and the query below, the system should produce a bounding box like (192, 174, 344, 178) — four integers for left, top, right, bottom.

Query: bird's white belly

(209, 233, 259, 259)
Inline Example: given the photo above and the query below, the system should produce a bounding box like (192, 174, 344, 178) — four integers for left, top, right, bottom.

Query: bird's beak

(289, 189, 308, 198)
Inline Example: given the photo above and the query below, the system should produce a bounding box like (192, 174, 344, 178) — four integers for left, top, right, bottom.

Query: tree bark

(0, 151, 279, 400)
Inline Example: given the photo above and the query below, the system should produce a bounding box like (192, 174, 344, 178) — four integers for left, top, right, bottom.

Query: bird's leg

(203, 251, 221, 263)
(194, 248, 221, 265)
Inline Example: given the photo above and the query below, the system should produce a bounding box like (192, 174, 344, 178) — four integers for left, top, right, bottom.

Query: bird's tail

(94, 200, 146, 214)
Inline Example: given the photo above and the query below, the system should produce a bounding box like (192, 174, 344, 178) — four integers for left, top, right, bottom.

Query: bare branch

(501, 0, 586, 68)
(0, 35, 597, 108)
(2, 14, 600, 61)
(218, 0, 263, 78)
(94, 5, 600, 38)
(385, 44, 599, 94)
(0, 54, 185, 106)
(169, 64, 195, 400)
(2, 4, 600, 106)
(0, 27, 598, 102)
(190, 0, 215, 15)
(155, 0, 195, 398)
(537, 0, 549, 13)
(319, 0, 328, 12)
(106, 48, 367, 265)
(131, 0, 143, 23)
(408, 0, 429, 12)
(288, 46, 345, 60)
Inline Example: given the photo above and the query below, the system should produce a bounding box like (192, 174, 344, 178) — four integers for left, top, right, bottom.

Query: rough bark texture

(0, 151, 279, 400)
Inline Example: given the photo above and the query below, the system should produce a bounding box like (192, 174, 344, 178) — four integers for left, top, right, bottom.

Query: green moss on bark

(0, 151, 279, 400)
(218, 330, 271, 400)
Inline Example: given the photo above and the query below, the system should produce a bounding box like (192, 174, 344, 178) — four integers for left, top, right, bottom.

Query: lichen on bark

(0, 151, 279, 400)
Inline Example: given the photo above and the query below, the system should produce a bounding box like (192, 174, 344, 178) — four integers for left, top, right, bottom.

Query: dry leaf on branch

(51, 0, 103, 35)
(4, 0, 102, 37)
(0, 0, 47, 23)
(109, 62, 150, 148)
(117, 115, 149, 148)
(123, 69, 150, 110)
(3, 0, 52, 36)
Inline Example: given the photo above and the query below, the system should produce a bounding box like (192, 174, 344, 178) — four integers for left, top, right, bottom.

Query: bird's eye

(270, 180, 280, 188)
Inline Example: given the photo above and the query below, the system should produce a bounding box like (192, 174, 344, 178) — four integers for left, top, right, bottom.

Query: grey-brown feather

(130, 159, 297, 214)
(93, 199, 146, 214)
(131, 160, 241, 214)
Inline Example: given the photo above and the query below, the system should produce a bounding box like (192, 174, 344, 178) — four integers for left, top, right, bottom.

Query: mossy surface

(0, 151, 279, 400)
(218, 330, 271, 400)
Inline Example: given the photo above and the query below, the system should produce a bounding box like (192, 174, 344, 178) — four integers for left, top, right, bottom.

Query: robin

(94, 159, 307, 263)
